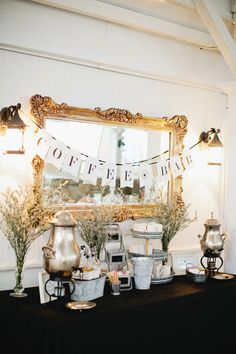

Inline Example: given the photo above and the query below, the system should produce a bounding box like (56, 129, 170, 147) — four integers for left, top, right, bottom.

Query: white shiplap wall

(0, 0, 232, 289)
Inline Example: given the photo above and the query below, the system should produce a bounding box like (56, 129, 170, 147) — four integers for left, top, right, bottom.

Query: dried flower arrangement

(77, 206, 115, 260)
(0, 181, 67, 296)
(154, 199, 197, 254)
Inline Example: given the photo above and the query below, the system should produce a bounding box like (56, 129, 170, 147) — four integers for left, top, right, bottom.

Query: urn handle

(42, 246, 56, 259)
(221, 233, 226, 242)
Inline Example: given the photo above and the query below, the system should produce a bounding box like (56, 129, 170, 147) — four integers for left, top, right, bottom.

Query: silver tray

(128, 249, 167, 261)
(212, 273, 234, 280)
(130, 229, 163, 239)
(151, 272, 175, 284)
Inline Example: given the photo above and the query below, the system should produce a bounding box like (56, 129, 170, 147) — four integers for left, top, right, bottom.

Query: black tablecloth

(1, 275, 236, 354)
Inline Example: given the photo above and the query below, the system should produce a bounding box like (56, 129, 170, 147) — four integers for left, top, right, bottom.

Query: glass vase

(10, 257, 27, 298)
(162, 243, 169, 265)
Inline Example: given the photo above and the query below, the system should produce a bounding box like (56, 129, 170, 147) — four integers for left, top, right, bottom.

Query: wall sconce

(199, 128, 223, 166)
(0, 103, 27, 154)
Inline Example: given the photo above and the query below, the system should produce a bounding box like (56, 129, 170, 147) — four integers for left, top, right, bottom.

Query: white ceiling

(29, 0, 236, 75)
(96, 0, 236, 77)
(98, 0, 233, 33)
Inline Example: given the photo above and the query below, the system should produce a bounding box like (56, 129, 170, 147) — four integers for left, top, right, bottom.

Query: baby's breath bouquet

(77, 206, 115, 260)
(0, 181, 64, 297)
(154, 199, 196, 255)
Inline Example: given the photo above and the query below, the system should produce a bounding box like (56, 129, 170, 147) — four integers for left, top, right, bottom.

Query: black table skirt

(1, 275, 236, 354)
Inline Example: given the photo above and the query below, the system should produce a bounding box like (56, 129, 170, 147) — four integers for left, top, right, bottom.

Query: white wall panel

(105, 21, 232, 86)
(21, 54, 42, 108)
(0, 0, 108, 63)
(0, 48, 226, 289)
(0, 51, 22, 105)
(0, 0, 230, 289)
(0, 0, 233, 88)
(220, 83, 236, 274)
(0, 51, 5, 106)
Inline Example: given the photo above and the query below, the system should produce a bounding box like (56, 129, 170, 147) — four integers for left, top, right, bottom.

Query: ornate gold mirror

(30, 94, 188, 221)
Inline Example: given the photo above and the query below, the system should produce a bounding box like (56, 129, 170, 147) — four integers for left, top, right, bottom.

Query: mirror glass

(44, 118, 170, 205)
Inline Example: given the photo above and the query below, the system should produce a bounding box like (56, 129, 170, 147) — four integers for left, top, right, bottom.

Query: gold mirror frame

(30, 94, 188, 221)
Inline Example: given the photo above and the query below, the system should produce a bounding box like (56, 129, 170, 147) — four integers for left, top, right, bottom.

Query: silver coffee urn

(198, 213, 226, 277)
(42, 210, 80, 300)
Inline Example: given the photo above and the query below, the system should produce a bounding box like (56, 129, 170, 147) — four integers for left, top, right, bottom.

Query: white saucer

(65, 301, 96, 310)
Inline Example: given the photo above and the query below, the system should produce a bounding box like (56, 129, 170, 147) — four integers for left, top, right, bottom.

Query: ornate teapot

(198, 213, 226, 256)
(42, 210, 80, 281)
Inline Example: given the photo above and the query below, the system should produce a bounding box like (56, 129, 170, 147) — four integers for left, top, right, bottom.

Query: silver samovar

(198, 213, 226, 277)
(42, 210, 80, 282)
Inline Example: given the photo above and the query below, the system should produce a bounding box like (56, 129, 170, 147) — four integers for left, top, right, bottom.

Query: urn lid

(204, 212, 220, 226)
(51, 210, 77, 226)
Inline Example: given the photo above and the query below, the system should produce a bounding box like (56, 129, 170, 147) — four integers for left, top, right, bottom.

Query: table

(1, 275, 236, 354)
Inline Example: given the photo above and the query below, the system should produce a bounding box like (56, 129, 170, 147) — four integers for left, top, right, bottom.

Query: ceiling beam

(194, 0, 236, 78)
(29, 0, 215, 48)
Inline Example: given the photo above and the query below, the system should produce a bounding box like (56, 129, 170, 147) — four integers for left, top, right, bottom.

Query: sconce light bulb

(0, 125, 7, 136)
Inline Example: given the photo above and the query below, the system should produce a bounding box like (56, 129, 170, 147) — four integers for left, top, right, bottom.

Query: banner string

(24, 109, 214, 167)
